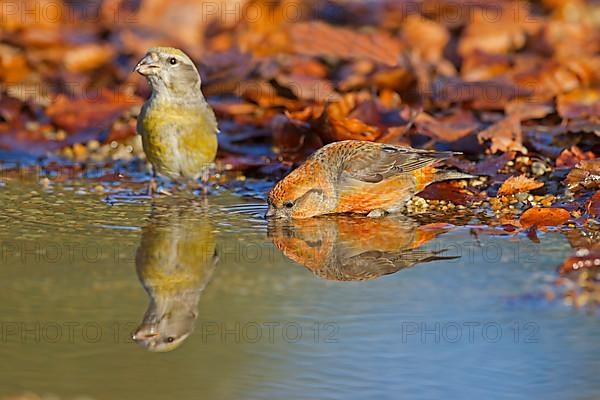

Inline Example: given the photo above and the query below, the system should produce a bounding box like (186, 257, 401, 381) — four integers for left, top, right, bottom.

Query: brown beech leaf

(46, 91, 142, 134)
(432, 78, 533, 109)
(0, 44, 31, 83)
(444, 151, 516, 177)
(417, 181, 481, 206)
(557, 88, 600, 119)
(64, 44, 115, 73)
(587, 191, 600, 217)
(318, 93, 382, 142)
(498, 175, 544, 196)
(461, 50, 511, 81)
(565, 159, 600, 191)
(458, 5, 534, 56)
(211, 100, 258, 116)
(542, 17, 600, 59)
(505, 101, 554, 121)
(477, 101, 553, 154)
(415, 110, 480, 142)
(473, 151, 516, 176)
(288, 22, 404, 66)
(271, 114, 321, 160)
(285, 105, 325, 122)
(478, 115, 527, 154)
(520, 207, 570, 228)
(325, 117, 380, 142)
(556, 146, 596, 168)
(402, 15, 449, 63)
(275, 74, 340, 102)
(133, 0, 226, 51)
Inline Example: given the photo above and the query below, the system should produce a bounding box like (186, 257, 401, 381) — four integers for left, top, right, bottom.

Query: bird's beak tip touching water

(265, 205, 277, 219)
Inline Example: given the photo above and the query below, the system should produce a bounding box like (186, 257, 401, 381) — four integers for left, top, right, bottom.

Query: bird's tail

(433, 170, 476, 183)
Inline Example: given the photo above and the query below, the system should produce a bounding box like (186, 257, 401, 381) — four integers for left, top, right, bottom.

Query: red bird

(266, 140, 473, 219)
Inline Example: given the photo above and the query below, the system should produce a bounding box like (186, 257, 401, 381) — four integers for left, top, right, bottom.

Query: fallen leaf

(542, 19, 600, 59)
(415, 110, 480, 142)
(288, 21, 404, 66)
(275, 74, 340, 102)
(520, 207, 570, 228)
(46, 90, 142, 134)
(556, 145, 596, 167)
(557, 88, 600, 119)
(402, 15, 449, 63)
(498, 175, 544, 196)
(505, 101, 554, 121)
(565, 159, 600, 191)
(461, 50, 511, 81)
(318, 93, 382, 142)
(0, 44, 32, 83)
(271, 114, 321, 160)
(587, 191, 600, 217)
(474, 151, 516, 176)
(64, 44, 115, 73)
(417, 181, 481, 206)
(478, 115, 527, 154)
(432, 77, 533, 110)
(458, 5, 533, 56)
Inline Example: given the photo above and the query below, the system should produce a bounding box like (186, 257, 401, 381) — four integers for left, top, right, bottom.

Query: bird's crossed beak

(134, 54, 160, 76)
(265, 205, 276, 218)
(132, 324, 159, 341)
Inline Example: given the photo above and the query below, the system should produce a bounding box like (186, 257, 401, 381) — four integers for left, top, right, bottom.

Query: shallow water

(1, 182, 599, 400)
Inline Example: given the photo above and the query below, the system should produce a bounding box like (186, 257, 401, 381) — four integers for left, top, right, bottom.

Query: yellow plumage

(135, 47, 218, 184)
(138, 101, 218, 180)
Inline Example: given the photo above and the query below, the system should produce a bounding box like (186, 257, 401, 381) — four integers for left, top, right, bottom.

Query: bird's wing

(341, 144, 458, 183)
(338, 249, 459, 280)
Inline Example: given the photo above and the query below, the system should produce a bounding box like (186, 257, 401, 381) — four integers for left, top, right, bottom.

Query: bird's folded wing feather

(341, 145, 456, 183)
(340, 248, 454, 280)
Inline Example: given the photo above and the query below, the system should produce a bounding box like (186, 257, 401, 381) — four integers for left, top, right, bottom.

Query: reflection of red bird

(268, 216, 457, 281)
(266, 140, 473, 219)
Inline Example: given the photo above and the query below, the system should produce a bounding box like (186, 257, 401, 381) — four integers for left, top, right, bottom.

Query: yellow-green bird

(135, 47, 218, 194)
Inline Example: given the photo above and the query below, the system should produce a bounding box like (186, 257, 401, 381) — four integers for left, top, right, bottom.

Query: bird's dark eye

(167, 336, 175, 343)
(169, 57, 177, 65)
(284, 201, 294, 209)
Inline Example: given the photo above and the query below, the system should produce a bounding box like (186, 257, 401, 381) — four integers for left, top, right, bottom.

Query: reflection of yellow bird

(133, 204, 218, 352)
(268, 216, 456, 281)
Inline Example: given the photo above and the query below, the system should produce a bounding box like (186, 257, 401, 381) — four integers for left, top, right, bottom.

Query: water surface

(0, 182, 599, 400)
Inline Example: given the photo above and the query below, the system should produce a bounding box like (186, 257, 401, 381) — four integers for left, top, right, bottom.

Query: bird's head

(266, 164, 326, 219)
(135, 47, 202, 101)
(132, 305, 197, 353)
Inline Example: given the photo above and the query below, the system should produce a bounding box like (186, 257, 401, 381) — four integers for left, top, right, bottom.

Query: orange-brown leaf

(478, 116, 527, 154)
(557, 88, 600, 119)
(415, 110, 479, 142)
(46, 90, 141, 134)
(498, 175, 544, 196)
(556, 146, 596, 168)
(520, 207, 570, 228)
(565, 159, 600, 191)
(587, 191, 600, 217)
(288, 22, 404, 66)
